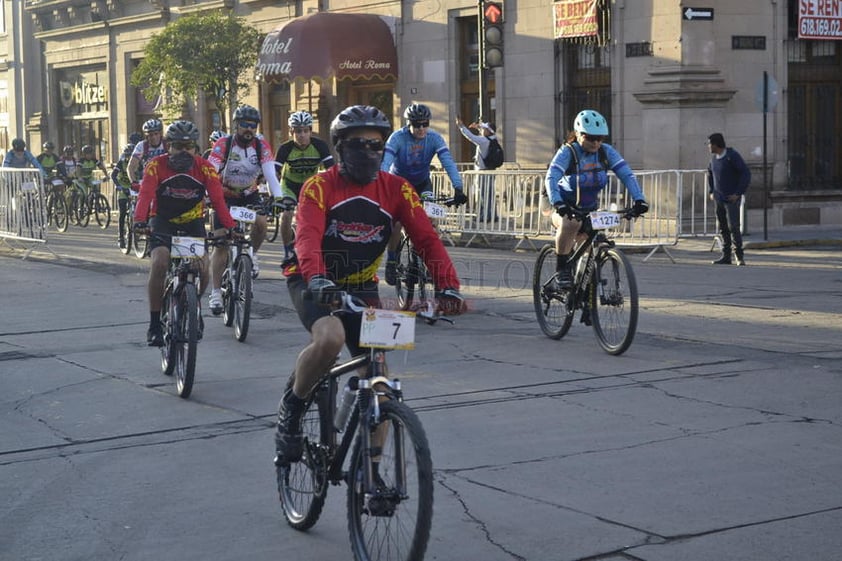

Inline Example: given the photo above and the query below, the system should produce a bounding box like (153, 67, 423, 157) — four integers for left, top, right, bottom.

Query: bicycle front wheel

(532, 244, 574, 339)
(347, 400, 433, 561)
(121, 212, 133, 255)
(94, 194, 111, 229)
(267, 212, 280, 242)
(277, 380, 331, 531)
(77, 196, 90, 227)
(174, 283, 199, 398)
(395, 236, 415, 311)
(52, 196, 69, 233)
(233, 254, 252, 342)
(592, 248, 638, 355)
(161, 287, 177, 376)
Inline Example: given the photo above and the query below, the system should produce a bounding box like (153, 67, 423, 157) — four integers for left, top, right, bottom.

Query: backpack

(563, 142, 610, 175)
(482, 137, 504, 170)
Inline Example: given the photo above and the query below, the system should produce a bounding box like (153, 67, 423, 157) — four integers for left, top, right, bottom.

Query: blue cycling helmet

(573, 110, 609, 136)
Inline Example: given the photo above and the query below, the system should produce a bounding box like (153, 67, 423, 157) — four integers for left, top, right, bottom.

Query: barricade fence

(0, 169, 48, 247)
(429, 167, 716, 255)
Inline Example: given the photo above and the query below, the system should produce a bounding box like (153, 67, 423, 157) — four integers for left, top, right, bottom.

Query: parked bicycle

(532, 205, 639, 355)
(277, 291, 450, 561)
(153, 232, 207, 398)
(209, 205, 259, 342)
(394, 194, 458, 311)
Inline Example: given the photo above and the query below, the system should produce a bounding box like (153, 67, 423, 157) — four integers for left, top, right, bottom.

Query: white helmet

(288, 111, 314, 129)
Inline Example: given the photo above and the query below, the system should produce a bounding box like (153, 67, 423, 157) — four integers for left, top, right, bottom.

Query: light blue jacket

(381, 127, 463, 190)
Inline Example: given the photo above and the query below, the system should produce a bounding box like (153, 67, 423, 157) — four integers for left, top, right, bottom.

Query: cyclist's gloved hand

(436, 287, 465, 316)
(632, 199, 649, 217)
(419, 191, 435, 202)
(308, 275, 339, 306)
(445, 190, 468, 207)
(553, 200, 571, 218)
(275, 196, 297, 211)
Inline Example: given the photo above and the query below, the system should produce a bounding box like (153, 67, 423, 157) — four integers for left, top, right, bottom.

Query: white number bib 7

(229, 206, 257, 224)
(171, 236, 206, 258)
(589, 211, 621, 230)
(359, 308, 417, 350)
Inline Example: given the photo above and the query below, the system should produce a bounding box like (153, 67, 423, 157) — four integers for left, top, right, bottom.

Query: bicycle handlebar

(303, 289, 454, 325)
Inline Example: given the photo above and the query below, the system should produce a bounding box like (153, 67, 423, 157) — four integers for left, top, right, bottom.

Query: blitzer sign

(798, 0, 842, 39)
(57, 70, 109, 113)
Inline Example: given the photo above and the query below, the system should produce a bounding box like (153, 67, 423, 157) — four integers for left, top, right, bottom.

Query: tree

(131, 11, 261, 128)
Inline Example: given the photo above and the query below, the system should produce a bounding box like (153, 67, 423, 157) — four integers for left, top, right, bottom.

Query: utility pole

(477, 0, 488, 120)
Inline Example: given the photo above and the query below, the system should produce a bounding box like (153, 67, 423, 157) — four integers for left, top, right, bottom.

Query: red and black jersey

(134, 154, 235, 229)
(289, 166, 459, 290)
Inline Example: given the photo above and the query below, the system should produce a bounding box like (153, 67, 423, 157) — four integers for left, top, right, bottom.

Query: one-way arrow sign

(683, 7, 714, 20)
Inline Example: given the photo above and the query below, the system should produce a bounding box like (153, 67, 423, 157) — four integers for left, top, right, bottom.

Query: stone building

(3, 0, 840, 227)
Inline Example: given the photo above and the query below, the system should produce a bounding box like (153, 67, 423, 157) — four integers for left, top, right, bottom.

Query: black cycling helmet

(165, 120, 200, 142)
(233, 105, 261, 124)
(129, 131, 144, 144)
(81, 145, 94, 155)
(330, 105, 392, 147)
(403, 103, 432, 123)
(43, 141, 55, 150)
(142, 119, 163, 134)
(12, 138, 26, 151)
(122, 144, 135, 157)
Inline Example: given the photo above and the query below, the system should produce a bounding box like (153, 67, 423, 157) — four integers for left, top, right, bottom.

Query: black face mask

(338, 143, 383, 185)
(168, 151, 194, 173)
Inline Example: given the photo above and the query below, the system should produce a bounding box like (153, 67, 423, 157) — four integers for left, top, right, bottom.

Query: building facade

(7, 0, 841, 227)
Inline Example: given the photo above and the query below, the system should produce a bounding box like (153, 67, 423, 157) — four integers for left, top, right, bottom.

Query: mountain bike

(209, 205, 258, 342)
(155, 232, 206, 398)
(533, 206, 639, 355)
(394, 195, 453, 311)
(45, 176, 69, 233)
(277, 292, 449, 561)
(122, 192, 149, 258)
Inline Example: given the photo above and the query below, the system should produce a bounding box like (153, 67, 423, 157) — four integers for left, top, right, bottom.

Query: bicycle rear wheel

(94, 194, 111, 229)
(222, 266, 236, 327)
(347, 400, 433, 561)
(277, 379, 332, 531)
(233, 254, 252, 342)
(592, 248, 638, 355)
(413, 256, 435, 311)
(76, 196, 90, 227)
(161, 287, 177, 376)
(532, 244, 574, 339)
(395, 235, 416, 311)
(174, 283, 199, 398)
(121, 212, 133, 255)
(267, 211, 280, 242)
(133, 230, 149, 259)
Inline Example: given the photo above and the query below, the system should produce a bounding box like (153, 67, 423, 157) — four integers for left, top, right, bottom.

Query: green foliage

(130, 11, 261, 126)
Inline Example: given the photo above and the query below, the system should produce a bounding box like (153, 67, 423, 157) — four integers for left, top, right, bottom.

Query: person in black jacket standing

(708, 133, 751, 266)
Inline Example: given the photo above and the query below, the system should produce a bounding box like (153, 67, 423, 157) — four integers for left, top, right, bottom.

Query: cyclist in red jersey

(273, 105, 465, 467)
(133, 120, 236, 347)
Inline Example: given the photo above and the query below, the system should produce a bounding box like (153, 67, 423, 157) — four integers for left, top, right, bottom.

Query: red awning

(257, 13, 398, 82)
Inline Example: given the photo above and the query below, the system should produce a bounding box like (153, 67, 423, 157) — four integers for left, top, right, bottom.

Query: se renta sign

(798, 0, 842, 39)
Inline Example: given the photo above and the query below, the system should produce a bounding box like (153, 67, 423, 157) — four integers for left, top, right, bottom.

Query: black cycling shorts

(213, 190, 263, 230)
(149, 216, 206, 252)
(287, 275, 380, 357)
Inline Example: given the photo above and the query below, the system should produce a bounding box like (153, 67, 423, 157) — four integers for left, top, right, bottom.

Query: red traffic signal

(483, 2, 504, 68)
(484, 2, 503, 24)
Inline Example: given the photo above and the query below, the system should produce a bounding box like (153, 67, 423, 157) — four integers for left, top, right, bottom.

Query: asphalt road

(1, 225, 841, 561)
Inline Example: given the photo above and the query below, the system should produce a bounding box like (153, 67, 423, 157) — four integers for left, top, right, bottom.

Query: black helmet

(233, 105, 261, 124)
(403, 103, 432, 123)
(165, 120, 200, 142)
(122, 144, 135, 157)
(43, 141, 55, 150)
(129, 131, 144, 144)
(81, 145, 94, 155)
(12, 138, 26, 151)
(142, 119, 163, 133)
(330, 105, 392, 147)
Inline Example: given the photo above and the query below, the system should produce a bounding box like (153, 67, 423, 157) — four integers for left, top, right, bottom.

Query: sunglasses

(582, 134, 605, 142)
(344, 137, 385, 152)
(238, 121, 259, 129)
(292, 127, 311, 134)
(170, 141, 196, 151)
(410, 121, 430, 129)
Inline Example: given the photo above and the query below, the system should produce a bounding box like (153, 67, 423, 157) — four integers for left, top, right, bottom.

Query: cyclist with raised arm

(274, 104, 465, 467)
(128, 119, 166, 185)
(545, 109, 648, 288)
(274, 110, 335, 266)
(206, 104, 283, 313)
(380, 103, 467, 286)
(133, 120, 236, 347)
(112, 143, 135, 248)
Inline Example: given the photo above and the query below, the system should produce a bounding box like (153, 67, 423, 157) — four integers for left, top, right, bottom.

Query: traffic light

(483, 1, 504, 68)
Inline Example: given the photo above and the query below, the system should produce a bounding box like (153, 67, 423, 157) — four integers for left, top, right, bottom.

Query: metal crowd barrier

(0, 169, 50, 258)
(429, 167, 720, 261)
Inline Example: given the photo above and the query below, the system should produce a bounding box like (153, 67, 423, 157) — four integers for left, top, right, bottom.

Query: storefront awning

(256, 13, 398, 83)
